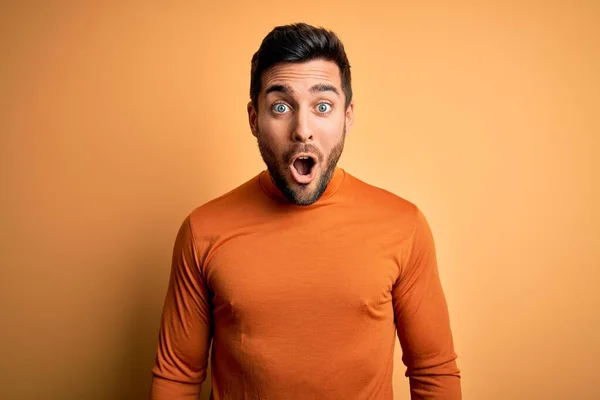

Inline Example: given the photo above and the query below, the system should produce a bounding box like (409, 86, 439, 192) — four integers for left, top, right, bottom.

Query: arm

(392, 208, 461, 399)
(151, 216, 213, 399)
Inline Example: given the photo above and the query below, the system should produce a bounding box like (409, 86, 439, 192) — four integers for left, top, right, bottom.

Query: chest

(203, 224, 400, 328)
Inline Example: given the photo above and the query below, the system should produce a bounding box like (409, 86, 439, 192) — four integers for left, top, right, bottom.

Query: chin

(284, 172, 326, 206)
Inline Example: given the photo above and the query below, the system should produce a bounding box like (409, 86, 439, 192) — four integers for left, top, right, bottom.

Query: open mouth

(290, 155, 317, 184)
(293, 156, 315, 176)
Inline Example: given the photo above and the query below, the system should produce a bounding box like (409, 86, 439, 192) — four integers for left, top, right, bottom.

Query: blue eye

(273, 103, 289, 113)
(317, 103, 331, 113)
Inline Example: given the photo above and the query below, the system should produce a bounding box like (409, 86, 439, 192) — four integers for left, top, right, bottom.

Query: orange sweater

(151, 167, 461, 399)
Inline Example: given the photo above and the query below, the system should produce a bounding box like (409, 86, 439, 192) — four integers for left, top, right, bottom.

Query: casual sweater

(151, 167, 461, 399)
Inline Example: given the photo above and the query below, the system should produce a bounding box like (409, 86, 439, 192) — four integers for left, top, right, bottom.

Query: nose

(292, 108, 313, 142)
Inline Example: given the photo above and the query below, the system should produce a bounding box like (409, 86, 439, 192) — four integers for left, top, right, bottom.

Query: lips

(289, 153, 318, 184)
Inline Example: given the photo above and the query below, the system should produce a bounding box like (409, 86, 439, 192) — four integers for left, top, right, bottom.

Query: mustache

(283, 144, 323, 164)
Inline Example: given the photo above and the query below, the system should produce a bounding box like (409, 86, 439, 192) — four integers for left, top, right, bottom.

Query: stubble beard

(257, 124, 346, 206)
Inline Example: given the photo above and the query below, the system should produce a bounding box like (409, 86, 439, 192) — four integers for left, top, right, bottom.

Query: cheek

(258, 114, 291, 138)
(318, 117, 345, 147)
(317, 109, 345, 130)
(257, 119, 287, 152)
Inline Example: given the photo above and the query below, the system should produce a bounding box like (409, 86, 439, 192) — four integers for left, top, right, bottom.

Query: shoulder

(341, 171, 437, 267)
(341, 170, 421, 221)
(169, 173, 266, 264)
(339, 170, 434, 262)
(183, 173, 264, 235)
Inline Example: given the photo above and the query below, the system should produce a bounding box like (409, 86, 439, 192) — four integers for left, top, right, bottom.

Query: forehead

(261, 59, 342, 94)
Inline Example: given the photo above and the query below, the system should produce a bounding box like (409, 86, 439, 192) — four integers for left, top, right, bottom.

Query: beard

(257, 123, 346, 206)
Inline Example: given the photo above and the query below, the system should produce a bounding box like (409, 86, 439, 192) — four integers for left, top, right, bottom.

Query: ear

(247, 101, 258, 137)
(344, 100, 355, 135)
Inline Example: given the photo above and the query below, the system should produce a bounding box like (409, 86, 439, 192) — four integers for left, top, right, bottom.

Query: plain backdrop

(1, 1, 598, 399)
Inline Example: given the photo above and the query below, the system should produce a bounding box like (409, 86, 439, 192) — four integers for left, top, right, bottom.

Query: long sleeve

(151, 216, 213, 399)
(392, 208, 462, 399)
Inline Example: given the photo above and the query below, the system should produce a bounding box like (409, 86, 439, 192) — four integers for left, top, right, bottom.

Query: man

(151, 23, 461, 399)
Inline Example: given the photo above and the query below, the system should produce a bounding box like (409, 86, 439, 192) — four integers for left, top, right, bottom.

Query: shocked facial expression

(248, 59, 354, 205)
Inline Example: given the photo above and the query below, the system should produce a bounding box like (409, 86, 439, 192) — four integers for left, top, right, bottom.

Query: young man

(151, 23, 461, 399)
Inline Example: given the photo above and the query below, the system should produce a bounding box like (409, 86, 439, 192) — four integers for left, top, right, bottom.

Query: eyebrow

(310, 84, 340, 96)
(264, 83, 340, 97)
(265, 84, 293, 96)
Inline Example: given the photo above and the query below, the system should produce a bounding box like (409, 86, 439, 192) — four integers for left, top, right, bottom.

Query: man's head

(247, 23, 354, 206)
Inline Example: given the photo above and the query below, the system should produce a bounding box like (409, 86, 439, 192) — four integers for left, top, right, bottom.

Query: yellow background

(1, 1, 598, 399)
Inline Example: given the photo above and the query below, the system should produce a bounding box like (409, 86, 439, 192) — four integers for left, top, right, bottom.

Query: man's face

(248, 59, 354, 206)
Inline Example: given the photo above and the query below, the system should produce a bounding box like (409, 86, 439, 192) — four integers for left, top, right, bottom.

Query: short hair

(250, 23, 352, 110)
